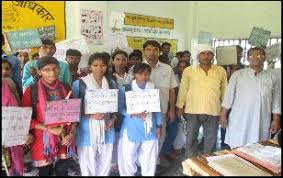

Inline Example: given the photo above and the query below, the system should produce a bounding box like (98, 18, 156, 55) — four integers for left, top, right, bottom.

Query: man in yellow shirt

(176, 44, 227, 158)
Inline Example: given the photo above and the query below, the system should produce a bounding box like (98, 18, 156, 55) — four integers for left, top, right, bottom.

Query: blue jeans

(161, 118, 179, 153)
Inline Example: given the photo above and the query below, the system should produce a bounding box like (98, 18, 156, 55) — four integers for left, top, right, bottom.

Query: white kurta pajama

(222, 68, 281, 149)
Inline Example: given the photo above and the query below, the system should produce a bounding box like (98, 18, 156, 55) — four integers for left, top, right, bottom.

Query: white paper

(237, 143, 281, 166)
(2, 106, 33, 147)
(84, 89, 118, 114)
(216, 46, 238, 65)
(125, 89, 161, 114)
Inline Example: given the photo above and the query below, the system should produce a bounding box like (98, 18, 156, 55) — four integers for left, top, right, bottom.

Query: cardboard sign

(2, 107, 32, 147)
(44, 98, 81, 125)
(125, 89, 161, 114)
(248, 27, 271, 48)
(198, 31, 213, 45)
(37, 25, 55, 41)
(216, 46, 238, 65)
(5, 29, 42, 50)
(84, 89, 118, 114)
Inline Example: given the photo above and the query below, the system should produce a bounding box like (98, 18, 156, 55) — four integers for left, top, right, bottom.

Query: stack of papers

(233, 143, 281, 173)
(206, 154, 271, 176)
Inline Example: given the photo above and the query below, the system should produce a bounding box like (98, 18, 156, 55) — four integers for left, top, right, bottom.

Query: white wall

(66, 1, 281, 53)
(186, 1, 281, 50)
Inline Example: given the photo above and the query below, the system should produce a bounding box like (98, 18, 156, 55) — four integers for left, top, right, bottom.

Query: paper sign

(44, 99, 81, 125)
(216, 46, 238, 65)
(5, 29, 42, 50)
(37, 25, 55, 41)
(53, 36, 90, 61)
(248, 27, 271, 48)
(2, 106, 33, 147)
(125, 89, 161, 114)
(84, 89, 118, 114)
(265, 43, 281, 63)
(198, 31, 213, 45)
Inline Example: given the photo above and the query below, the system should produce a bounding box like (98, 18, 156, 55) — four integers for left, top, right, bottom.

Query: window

(212, 37, 281, 69)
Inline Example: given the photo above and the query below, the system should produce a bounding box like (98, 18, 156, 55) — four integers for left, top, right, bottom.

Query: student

(65, 49, 82, 83)
(2, 59, 33, 176)
(170, 51, 183, 71)
(161, 42, 173, 63)
(31, 53, 40, 61)
(118, 63, 162, 176)
(111, 50, 129, 87)
(22, 39, 71, 91)
(72, 53, 118, 176)
(127, 50, 142, 69)
(2, 33, 22, 97)
(22, 56, 77, 176)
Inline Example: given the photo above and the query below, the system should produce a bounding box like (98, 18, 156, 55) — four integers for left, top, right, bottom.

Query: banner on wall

(127, 36, 177, 55)
(124, 13, 174, 29)
(2, 1, 66, 43)
(81, 9, 103, 44)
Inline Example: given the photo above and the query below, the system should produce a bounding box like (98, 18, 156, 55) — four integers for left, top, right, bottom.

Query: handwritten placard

(5, 29, 42, 50)
(198, 31, 213, 45)
(216, 46, 238, 65)
(248, 27, 271, 48)
(44, 99, 81, 125)
(37, 25, 55, 41)
(2, 106, 32, 147)
(125, 89, 161, 114)
(84, 89, 118, 114)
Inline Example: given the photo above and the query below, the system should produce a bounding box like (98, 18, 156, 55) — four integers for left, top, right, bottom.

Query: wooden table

(182, 139, 281, 176)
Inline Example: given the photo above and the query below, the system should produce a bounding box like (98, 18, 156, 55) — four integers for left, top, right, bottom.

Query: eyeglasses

(248, 55, 265, 59)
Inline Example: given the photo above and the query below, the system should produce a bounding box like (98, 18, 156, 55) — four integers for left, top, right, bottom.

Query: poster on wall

(127, 36, 177, 55)
(37, 25, 55, 41)
(2, 1, 65, 43)
(124, 13, 174, 29)
(81, 9, 103, 44)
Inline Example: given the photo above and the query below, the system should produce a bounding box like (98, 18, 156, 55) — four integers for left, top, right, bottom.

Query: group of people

(2, 33, 281, 176)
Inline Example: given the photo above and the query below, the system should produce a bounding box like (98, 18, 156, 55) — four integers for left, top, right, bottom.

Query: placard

(44, 99, 81, 125)
(2, 106, 32, 147)
(5, 29, 42, 50)
(216, 46, 238, 65)
(84, 89, 118, 114)
(37, 25, 55, 41)
(125, 89, 161, 114)
(248, 27, 271, 48)
(198, 31, 213, 45)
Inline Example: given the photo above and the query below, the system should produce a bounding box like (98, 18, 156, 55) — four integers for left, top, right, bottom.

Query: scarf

(82, 74, 110, 152)
(131, 80, 154, 137)
(37, 79, 70, 158)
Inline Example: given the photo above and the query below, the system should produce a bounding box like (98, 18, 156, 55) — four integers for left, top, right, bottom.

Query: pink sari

(2, 79, 24, 176)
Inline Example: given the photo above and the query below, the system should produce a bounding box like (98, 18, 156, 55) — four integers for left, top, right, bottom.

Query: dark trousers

(38, 158, 71, 176)
(161, 118, 179, 153)
(184, 114, 219, 158)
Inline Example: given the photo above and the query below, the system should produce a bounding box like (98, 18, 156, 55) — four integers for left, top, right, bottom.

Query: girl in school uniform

(22, 56, 77, 176)
(118, 63, 162, 176)
(110, 50, 130, 87)
(72, 53, 118, 176)
(2, 59, 33, 176)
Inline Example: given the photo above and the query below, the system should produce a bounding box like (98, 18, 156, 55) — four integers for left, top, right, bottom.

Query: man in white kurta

(220, 47, 281, 149)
